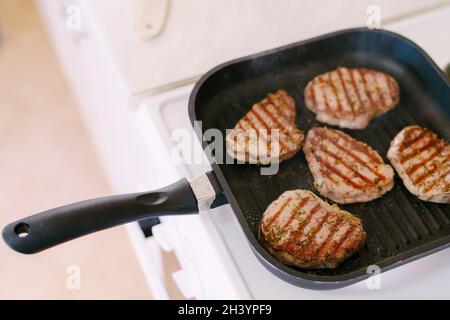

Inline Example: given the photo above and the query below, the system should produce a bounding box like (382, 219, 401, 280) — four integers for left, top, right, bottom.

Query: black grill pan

(3, 28, 449, 291)
(189, 28, 450, 289)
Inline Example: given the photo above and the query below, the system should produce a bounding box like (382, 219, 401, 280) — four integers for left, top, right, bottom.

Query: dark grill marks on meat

(284, 203, 322, 251)
(399, 133, 440, 164)
(332, 129, 383, 164)
(317, 75, 331, 112)
(379, 74, 393, 106)
(295, 208, 332, 258)
(405, 144, 446, 176)
(304, 127, 394, 204)
(423, 168, 450, 194)
(332, 224, 358, 258)
(413, 158, 446, 185)
(313, 129, 387, 181)
(265, 196, 294, 229)
(304, 67, 399, 129)
(308, 82, 316, 108)
(324, 74, 343, 113)
(246, 103, 288, 151)
(314, 217, 344, 259)
(337, 67, 354, 118)
(398, 128, 429, 152)
(255, 95, 296, 150)
(317, 144, 373, 184)
(387, 74, 399, 101)
(387, 125, 450, 203)
(280, 197, 311, 230)
(312, 154, 366, 190)
(269, 93, 295, 124)
(348, 68, 364, 114)
(259, 190, 366, 269)
(226, 90, 304, 164)
(359, 69, 376, 109)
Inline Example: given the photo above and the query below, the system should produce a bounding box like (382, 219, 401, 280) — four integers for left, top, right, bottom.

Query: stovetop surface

(138, 6, 450, 298)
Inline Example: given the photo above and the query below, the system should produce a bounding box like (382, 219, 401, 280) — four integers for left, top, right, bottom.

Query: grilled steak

(304, 127, 394, 203)
(226, 90, 304, 164)
(259, 189, 366, 269)
(387, 125, 450, 203)
(304, 67, 400, 129)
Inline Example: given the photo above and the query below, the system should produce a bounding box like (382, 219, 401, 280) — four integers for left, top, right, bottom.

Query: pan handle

(2, 177, 205, 254)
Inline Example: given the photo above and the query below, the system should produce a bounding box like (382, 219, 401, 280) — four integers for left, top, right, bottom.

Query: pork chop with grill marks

(226, 90, 304, 164)
(387, 125, 450, 203)
(304, 67, 400, 129)
(259, 190, 366, 269)
(304, 127, 394, 204)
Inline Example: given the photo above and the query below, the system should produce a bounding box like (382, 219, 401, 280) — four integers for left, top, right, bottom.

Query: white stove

(38, 0, 450, 299)
(128, 7, 450, 299)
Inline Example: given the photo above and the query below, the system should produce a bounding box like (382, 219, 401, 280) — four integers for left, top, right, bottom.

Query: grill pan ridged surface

(189, 29, 450, 288)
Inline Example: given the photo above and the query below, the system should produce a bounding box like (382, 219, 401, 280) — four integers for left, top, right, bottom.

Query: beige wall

(0, 0, 151, 299)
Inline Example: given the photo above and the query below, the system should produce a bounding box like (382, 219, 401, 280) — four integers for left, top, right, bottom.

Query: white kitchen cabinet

(40, 0, 450, 95)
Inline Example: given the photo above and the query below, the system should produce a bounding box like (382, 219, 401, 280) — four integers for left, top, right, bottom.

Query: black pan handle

(2, 178, 198, 254)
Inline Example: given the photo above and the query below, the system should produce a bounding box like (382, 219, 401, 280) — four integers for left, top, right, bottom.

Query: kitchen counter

(79, 0, 449, 94)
